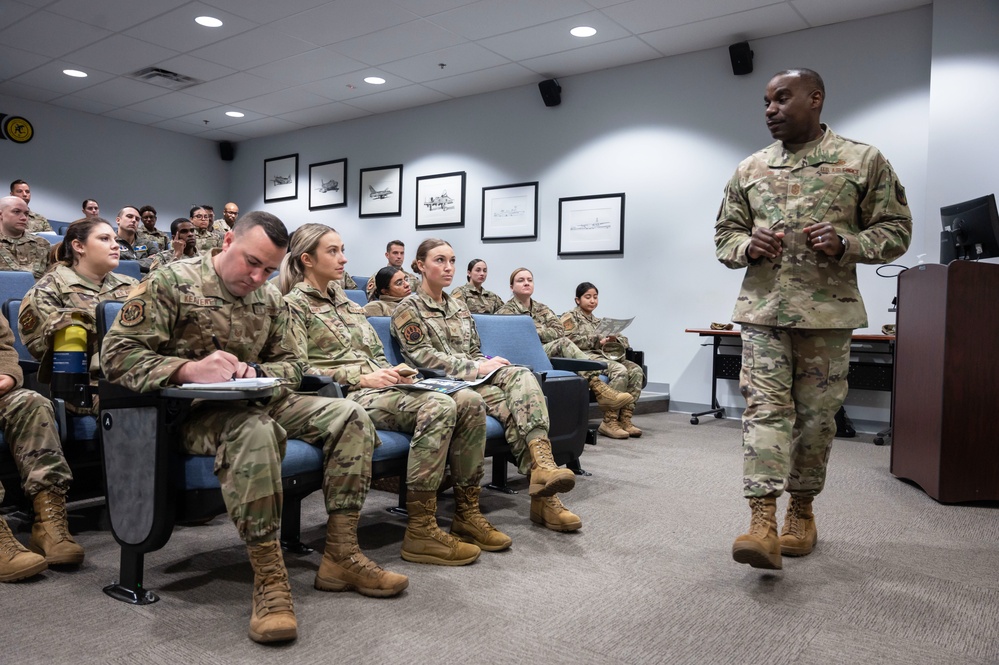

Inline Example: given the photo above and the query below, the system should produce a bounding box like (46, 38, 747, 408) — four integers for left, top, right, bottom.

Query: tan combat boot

(29, 490, 85, 565)
(732, 497, 782, 570)
(618, 404, 643, 438)
(588, 377, 634, 410)
(315, 511, 409, 596)
(527, 437, 576, 497)
(450, 485, 512, 552)
(0, 516, 48, 582)
(402, 491, 480, 565)
(246, 538, 297, 644)
(597, 407, 629, 440)
(530, 495, 582, 532)
(780, 494, 817, 556)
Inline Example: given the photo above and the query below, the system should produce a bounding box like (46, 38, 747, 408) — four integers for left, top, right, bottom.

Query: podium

(890, 261, 999, 502)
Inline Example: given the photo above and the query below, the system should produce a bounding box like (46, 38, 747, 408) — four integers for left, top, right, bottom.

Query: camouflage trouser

(544, 338, 601, 383)
(740, 324, 852, 498)
(473, 365, 549, 474)
(581, 350, 643, 400)
(350, 387, 486, 492)
(181, 392, 377, 543)
(0, 387, 71, 502)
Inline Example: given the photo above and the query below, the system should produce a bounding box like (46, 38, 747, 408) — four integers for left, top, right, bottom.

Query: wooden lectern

(890, 260, 999, 502)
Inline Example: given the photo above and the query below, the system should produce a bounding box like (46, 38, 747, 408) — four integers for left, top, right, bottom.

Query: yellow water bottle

(51, 314, 89, 408)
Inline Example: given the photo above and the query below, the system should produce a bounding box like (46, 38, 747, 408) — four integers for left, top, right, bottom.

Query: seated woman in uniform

(450, 259, 503, 313)
(391, 239, 581, 532)
(280, 223, 510, 565)
(363, 265, 411, 317)
(19, 217, 137, 415)
(497, 267, 634, 440)
(561, 282, 644, 438)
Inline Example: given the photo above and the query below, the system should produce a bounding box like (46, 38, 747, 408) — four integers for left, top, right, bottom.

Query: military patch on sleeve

(895, 181, 907, 207)
(562, 316, 575, 332)
(18, 307, 38, 336)
(118, 300, 146, 327)
(401, 322, 423, 345)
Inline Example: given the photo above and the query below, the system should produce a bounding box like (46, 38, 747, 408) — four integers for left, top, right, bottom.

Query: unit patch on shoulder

(18, 308, 38, 335)
(401, 322, 423, 345)
(562, 317, 575, 332)
(119, 300, 146, 327)
(895, 181, 908, 207)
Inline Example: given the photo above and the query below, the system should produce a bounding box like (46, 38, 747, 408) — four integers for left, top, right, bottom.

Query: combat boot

(402, 490, 480, 565)
(246, 538, 297, 644)
(732, 496, 782, 570)
(588, 377, 633, 409)
(530, 495, 582, 532)
(0, 516, 48, 582)
(597, 407, 629, 440)
(618, 404, 643, 438)
(780, 494, 817, 556)
(527, 437, 576, 497)
(315, 511, 409, 597)
(29, 490, 85, 565)
(450, 485, 512, 551)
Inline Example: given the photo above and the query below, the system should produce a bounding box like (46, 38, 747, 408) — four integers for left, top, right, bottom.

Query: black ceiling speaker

(538, 79, 561, 107)
(729, 42, 753, 76)
(219, 140, 234, 161)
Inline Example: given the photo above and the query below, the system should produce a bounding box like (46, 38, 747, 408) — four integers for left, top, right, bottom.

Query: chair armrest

(299, 375, 332, 392)
(625, 347, 644, 366)
(550, 357, 606, 372)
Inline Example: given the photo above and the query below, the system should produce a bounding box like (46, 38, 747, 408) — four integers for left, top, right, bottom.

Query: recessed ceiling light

(225, 111, 244, 118)
(63, 69, 88, 78)
(364, 76, 386, 85)
(195, 16, 223, 27)
(570, 26, 597, 37)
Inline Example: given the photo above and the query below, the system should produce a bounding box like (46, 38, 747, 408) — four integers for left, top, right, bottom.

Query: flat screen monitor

(939, 193, 999, 263)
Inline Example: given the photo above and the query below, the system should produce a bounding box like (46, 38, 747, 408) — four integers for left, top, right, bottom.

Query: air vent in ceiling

(126, 67, 203, 91)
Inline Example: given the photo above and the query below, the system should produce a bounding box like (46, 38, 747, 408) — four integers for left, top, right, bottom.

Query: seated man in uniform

(114, 206, 158, 271)
(9, 180, 52, 233)
(0, 195, 50, 278)
(101, 211, 408, 645)
(146, 218, 198, 273)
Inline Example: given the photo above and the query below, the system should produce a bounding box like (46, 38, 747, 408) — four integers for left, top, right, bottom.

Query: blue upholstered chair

(114, 260, 144, 281)
(344, 289, 367, 306)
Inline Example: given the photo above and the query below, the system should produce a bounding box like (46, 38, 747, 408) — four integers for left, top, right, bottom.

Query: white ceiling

(0, 0, 930, 141)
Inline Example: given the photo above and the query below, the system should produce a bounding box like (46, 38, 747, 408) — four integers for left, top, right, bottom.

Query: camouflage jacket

(146, 247, 197, 274)
(0, 231, 51, 278)
(284, 282, 390, 389)
(363, 296, 401, 317)
(391, 290, 484, 381)
(560, 306, 630, 354)
(340, 272, 358, 290)
(714, 126, 912, 328)
(0, 315, 24, 388)
(19, 264, 136, 379)
(194, 228, 224, 253)
(366, 268, 419, 302)
(101, 252, 302, 392)
(139, 228, 169, 251)
(450, 282, 504, 314)
(496, 297, 564, 345)
(117, 235, 158, 271)
(26, 211, 51, 233)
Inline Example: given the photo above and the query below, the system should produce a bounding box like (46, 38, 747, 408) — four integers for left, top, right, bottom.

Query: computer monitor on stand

(939, 193, 999, 263)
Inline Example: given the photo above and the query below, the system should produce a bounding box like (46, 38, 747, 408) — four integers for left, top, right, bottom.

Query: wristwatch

(247, 362, 265, 378)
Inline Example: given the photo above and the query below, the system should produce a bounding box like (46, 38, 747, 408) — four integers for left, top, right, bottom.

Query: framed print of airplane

(309, 158, 347, 211)
(264, 154, 298, 203)
(359, 164, 403, 218)
(558, 193, 625, 257)
(416, 171, 465, 230)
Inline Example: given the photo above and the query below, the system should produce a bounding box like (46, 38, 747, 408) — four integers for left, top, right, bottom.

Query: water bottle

(51, 316, 90, 408)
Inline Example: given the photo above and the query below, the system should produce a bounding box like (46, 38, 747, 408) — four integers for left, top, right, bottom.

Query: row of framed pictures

(263, 153, 624, 256)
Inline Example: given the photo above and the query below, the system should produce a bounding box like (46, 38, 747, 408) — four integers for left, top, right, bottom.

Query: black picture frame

(481, 181, 539, 241)
(557, 193, 625, 256)
(415, 171, 466, 229)
(264, 154, 298, 203)
(359, 164, 403, 218)
(308, 158, 347, 210)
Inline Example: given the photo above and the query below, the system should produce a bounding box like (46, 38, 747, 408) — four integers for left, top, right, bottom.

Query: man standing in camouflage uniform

(0, 315, 84, 582)
(0, 196, 50, 278)
(9, 180, 52, 233)
(101, 212, 408, 645)
(365, 240, 420, 301)
(715, 69, 912, 570)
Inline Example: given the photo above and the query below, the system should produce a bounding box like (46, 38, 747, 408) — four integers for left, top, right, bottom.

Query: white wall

(229, 8, 934, 426)
(0, 95, 227, 227)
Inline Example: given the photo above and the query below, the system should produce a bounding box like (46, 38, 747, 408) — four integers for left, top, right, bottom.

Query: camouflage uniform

(138, 228, 169, 252)
(100, 253, 379, 543)
(19, 264, 137, 413)
(0, 231, 51, 278)
(0, 315, 71, 504)
(451, 282, 503, 314)
(285, 282, 486, 492)
(362, 296, 401, 317)
(146, 247, 197, 274)
(391, 291, 549, 475)
(715, 125, 912, 498)
(340, 272, 358, 291)
(117, 236, 158, 272)
(496, 297, 601, 381)
(366, 268, 419, 302)
(211, 219, 228, 234)
(194, 228, 224, 253)
(560, 306, 643, 401)
(26, 211, 51, 234)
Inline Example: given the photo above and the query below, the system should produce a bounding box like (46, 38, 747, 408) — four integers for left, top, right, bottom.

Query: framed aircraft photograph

(558, 193, 625, 256)
(481, 181, 538, 241)
(359, 164, 403, 218)
(309, 158, 347, 211)
(264, 154, 298, 203)
(415, 171, 465, 229)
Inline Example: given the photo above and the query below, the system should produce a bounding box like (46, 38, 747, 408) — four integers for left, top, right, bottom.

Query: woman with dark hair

(281, 224, 509, 565)
(19, 218, 137, 414)
(497, 268, 633, 439)
(363, 265, 410, 316)
(81, 199, 99, 217)
(391, 239, 582, 532)
(561, 282, 644, 437)
(450, 258, 503, 313)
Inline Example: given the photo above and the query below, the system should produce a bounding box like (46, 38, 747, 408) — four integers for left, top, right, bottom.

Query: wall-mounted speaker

(219, 140, 234, 161)
(538, 79, 561, 107)
(729, 42, 753, 76)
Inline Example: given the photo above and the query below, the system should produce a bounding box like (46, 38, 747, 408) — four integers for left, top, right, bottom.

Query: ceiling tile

(238, 87, 332, 115)
(46, 0, 190, 32)
(271, 0, 418, 46)
(422, 62, 538, 97)
(184, 72, 291, 104)
(9, 61, 115, 95)
(218, 116, 304, 138)
(603, 0, 780, 34)
(0, 10, 112, 58)
(125, 91, 220, 118)
(150, 118, 213, 135)
(344, 84, 450, 114)
(4, 1, 38, 24)
(520, 36, 662, 77)
(331, 19, 468, 66)
(190, 27, 318, 70)
(65, 76, 170, 106)
(172, 106, 267, 127)
(247, 48, 366, 85)
(0, 44, 50, 81)
(194, 127, 249, 141)
(124, 2, 258, 52)
(64, 35, 180, 76)
(0, 80, 63, 103)
(152, 54, 236, 82)
(49, 95, 117, 114)
(304, 68, 409, 102)
(790, 0, 930, 27)
(102, 107, 167, 125)
(200, 0, 330, 24)
(380, 42, 510, 83)
(389, 0, 481, 17)
(479, 10, 632, 61)
(277, 101, 372, 126)
(428, 0, 594, 40)
(639, 4, 807, 57)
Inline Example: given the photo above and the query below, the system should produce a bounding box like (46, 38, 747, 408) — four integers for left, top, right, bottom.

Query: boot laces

(784, 497, 810, 538)
(0, 521, 28, 559)
(252, 542, 293, 616)
(456, 488, 497, 534)
(531, 440, 557, 468)
(748, 498, 772, 535)
(38, 494, 72, 542)
(344, 550, 385, 577)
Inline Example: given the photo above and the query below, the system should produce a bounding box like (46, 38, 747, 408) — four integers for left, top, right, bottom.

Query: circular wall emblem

(4, 116, 33, 143)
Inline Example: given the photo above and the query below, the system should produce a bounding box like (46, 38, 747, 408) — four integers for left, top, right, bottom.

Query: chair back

(50, 220, 71, 235)
(115, 260, 143, 281)
(344, 289, 367, 306)
(2, 298, 33, 363)
(37, 231, 62, 245)
(98, 301, 125, 343)
(0, 271, 37, 308)
(473, 314, 553, 372)
(351, 275, 369, 293)
(367, 316, 405, 366)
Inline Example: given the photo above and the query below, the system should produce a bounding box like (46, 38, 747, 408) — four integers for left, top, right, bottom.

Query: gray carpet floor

(4, 411, 998, 665)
